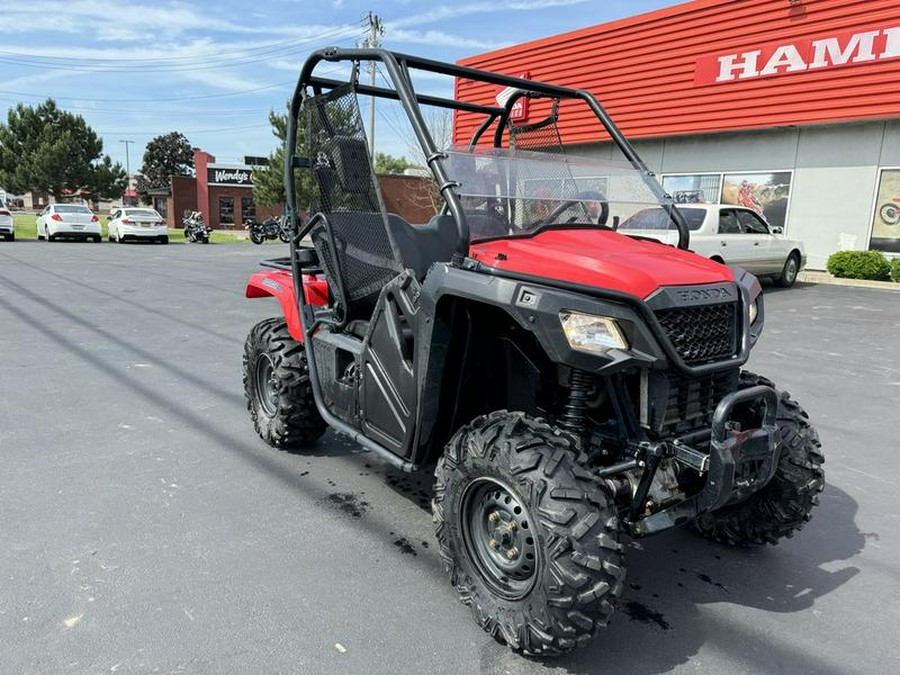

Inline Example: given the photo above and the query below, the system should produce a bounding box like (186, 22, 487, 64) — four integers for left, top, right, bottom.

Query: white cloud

(179, 69, 264, 93)
(387, 29, 506, 51)
(387, 0, 592, 29)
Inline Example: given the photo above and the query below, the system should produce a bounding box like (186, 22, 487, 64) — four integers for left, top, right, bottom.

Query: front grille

(662, 368, 739, 430)
(645, 367, 740, 436)
(654, 302, 738, 365)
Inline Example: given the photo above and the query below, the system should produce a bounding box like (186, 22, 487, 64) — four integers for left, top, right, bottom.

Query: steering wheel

(536, 194, 610, 227)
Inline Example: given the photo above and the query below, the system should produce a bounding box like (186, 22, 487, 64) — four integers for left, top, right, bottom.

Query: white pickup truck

(619, 204, 806, 287)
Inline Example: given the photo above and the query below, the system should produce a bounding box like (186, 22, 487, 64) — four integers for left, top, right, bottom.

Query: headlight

(748, 299, 759, 325)
(559, 311, 628, 354)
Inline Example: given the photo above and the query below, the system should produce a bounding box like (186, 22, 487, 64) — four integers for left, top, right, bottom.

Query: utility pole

(119, 139, 134, 204)
(361, 11, 384, 156)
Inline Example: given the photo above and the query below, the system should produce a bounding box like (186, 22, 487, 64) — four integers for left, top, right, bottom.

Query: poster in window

(720, 172, 792, 231)
(661, 174, 721, 204)
(870, 169, 900, 253)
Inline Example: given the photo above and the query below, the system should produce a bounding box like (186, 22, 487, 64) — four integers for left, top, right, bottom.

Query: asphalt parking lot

(1, 240, 898, 675)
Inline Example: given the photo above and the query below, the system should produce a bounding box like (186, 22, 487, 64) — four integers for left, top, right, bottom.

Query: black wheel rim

(460, 477, 538, 600)
(254, 354, 278, 417)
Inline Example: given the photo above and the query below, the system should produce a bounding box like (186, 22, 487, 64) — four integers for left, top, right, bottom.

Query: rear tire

(434, 411, 624, 656)
(775, 252, 800, 288)
(692, 371, 824, 547)
(243, 318, 326, 449)
(160, 236, 169, 244)
(4, 233, 12, 241)
(250, 229, 264, 245)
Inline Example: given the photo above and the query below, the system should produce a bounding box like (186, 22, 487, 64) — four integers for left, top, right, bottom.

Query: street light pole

(120, 139, 134, 204)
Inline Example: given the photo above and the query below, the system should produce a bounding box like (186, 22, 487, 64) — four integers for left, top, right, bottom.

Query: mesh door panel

(307, 85, 383, 214)
(303, 85, 402, 320)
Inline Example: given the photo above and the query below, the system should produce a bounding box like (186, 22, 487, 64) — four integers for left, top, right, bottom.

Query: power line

(0, 81, 294, 103)
(0, 98, 279, 115)
(96, 122, 272, 136)
(0, 25, 358, 65)
(0, 25, 366, 73)
(0, 60, 350, 108)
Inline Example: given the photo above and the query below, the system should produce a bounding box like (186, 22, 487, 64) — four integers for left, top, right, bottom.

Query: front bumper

(632, 385, 780, 536)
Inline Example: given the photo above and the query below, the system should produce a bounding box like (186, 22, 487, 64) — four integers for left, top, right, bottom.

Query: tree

(0, 99, 103, 196)
(86, 155, 128, 205)
(374, 152, 413, 175)
(137, 131, 193, 202)
(252, 109, 317, 210)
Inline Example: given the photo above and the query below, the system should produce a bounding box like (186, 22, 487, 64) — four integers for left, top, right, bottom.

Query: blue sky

(0, 0, 678, 172)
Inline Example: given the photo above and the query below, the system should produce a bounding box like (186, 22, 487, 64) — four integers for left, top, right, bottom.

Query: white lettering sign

(809, 30, 879, 69)
(699, 25, 900, 86)
(716, 50, 762, 82)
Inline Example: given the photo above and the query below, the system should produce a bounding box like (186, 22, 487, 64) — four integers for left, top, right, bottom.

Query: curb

(798, 270, 900, 291)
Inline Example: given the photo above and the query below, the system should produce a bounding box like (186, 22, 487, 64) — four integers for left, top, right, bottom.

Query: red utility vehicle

(242, 48, 824, 656)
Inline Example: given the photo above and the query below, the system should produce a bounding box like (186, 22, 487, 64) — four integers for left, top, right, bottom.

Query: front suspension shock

(560, 368, 595, 447)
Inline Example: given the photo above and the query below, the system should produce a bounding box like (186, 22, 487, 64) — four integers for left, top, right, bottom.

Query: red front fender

(245, 270, 329, 342)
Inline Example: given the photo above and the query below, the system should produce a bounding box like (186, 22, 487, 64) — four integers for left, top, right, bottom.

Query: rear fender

(245, 270, 329, 342)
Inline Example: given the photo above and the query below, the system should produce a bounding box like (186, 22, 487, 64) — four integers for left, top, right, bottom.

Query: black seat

(310, 212, 401, 324)
(385, 214, 459, 280)
(306, 127, 456, 323)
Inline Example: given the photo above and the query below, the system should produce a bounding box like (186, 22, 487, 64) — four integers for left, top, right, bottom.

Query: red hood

(469, 229, 734, 299)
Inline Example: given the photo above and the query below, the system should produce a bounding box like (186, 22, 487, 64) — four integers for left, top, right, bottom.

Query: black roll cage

(284, 47, 690, 257)
(276, 48, 713, 475)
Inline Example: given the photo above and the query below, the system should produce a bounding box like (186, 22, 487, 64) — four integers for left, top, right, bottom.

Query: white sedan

(619, 204, 806, 287)
(36, 203, 102, 242)
(0, 204, 13, 241)
(107, 207, 168, 244)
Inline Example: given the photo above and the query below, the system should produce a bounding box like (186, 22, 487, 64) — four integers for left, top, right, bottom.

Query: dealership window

(720, 171, 792, 232)
(869, 169, 900, 254)
(219, 196, 234, 224)
(661, 174, 721, 204)
(241, 196, 256, 221)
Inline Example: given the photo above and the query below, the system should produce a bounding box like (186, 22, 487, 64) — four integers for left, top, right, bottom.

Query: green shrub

(891, 258, 900, 283)
(826, 250, 891, 281)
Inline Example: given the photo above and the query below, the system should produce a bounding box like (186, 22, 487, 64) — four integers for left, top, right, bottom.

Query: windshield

(55, 204, 91, 214)
(444, 147, 672, 242)
(620, 206, 706, 231)
(125, 209, 161, 219)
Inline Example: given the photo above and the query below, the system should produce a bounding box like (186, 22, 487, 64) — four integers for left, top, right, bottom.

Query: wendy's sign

(207, 164, 253, 186)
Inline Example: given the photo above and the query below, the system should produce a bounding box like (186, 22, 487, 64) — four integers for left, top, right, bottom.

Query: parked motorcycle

(278, 214, 292, 243)
(182, 210, 212, 244)
(244, 215, 289, 245)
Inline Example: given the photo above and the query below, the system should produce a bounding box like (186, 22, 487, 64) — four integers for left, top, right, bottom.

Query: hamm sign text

(695, 25, 900, 86)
